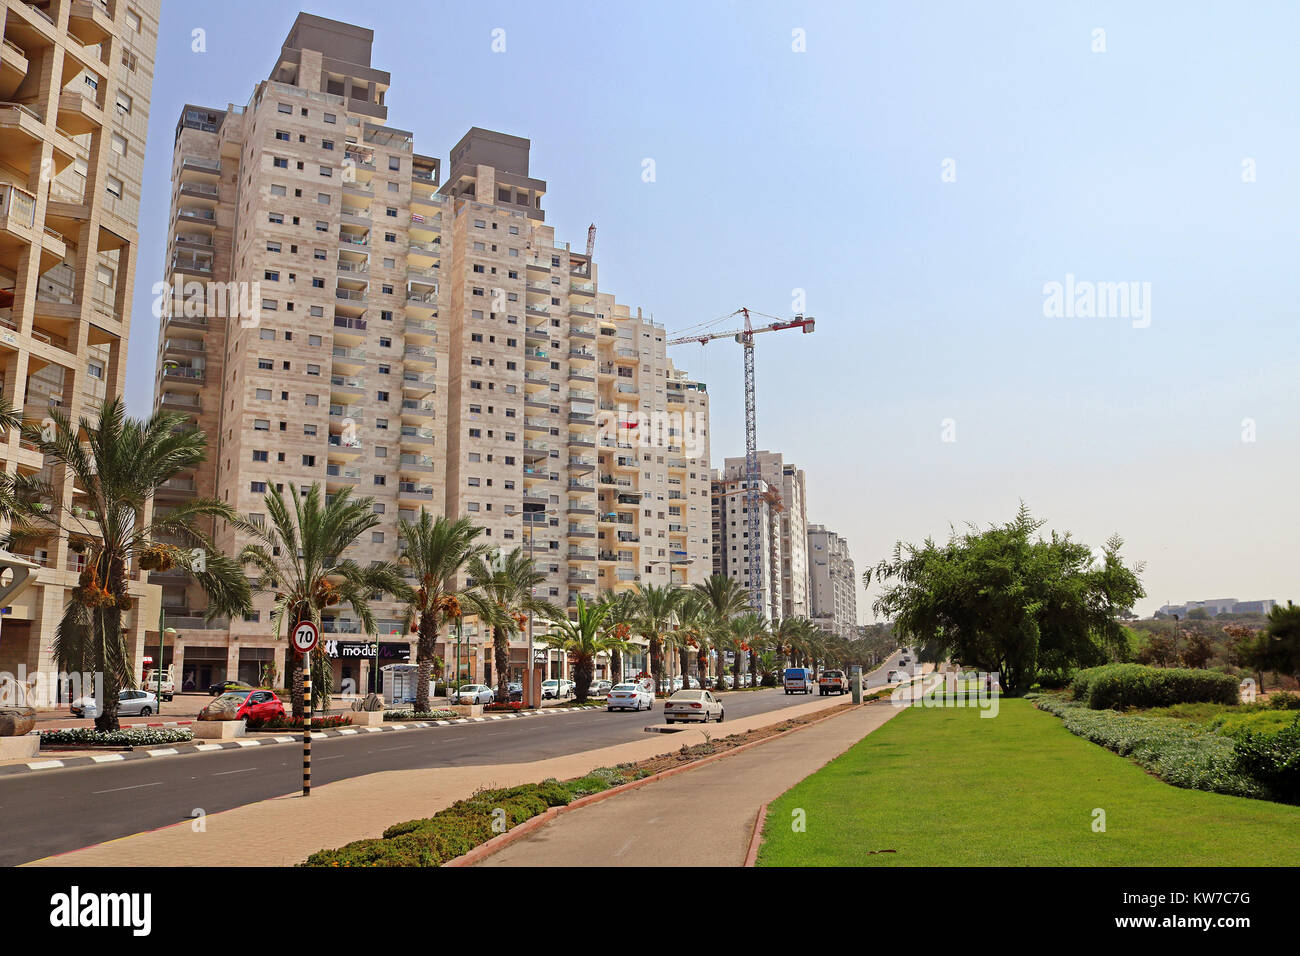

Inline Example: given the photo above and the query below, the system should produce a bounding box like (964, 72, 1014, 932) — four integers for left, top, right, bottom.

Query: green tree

(598, 588, 642, 683)
(464, 548, 560, 703)
(242, 484, 409, 717)
(1262, 601, 1300, 685)
(634, 583, 681, 694)
(27, 399, 252, 731)
(866, 505, 1145, 695)
(396, 512, 488, 713)
(543, 596, 634, 701)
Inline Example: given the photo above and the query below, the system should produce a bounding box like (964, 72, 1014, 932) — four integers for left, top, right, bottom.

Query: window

(255, 388, 272, 400)
(252, 450, 269, 462)
(111, 133, 128, 156)
(303, 424, 317, 436)
(389, 157, 401, 171)
(277, 102, 292, 114)
(275, 130, 290, 141)
(105, 176, 123, 199)
(87, 361, 103, 379)
(254, 419, 270, 431)
(116, 92, 132, 114)
(251, 481, 267, 493)
(324, 113, 337, 124)
(266, 240, 281, 252)
(371, 532, 385, 543)
(273, 157, 288, 169)
(302, 455, 316, 467)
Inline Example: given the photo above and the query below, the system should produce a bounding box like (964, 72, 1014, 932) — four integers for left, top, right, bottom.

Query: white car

(541, 678, 575, 699)
(606, 682, 653, 712)
(455, 684, 494, 705)
(663, 689, 723, 724)
(71, 689, 159, 718)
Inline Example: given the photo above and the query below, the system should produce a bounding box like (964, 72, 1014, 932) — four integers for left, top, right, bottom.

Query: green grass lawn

(757, 698, 1300, 866)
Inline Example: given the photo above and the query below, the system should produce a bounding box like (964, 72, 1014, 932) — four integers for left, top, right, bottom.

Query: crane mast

(667, 309, 815, 613)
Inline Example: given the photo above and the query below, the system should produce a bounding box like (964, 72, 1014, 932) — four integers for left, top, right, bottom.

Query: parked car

(664, 689, 724, 724)
(541, 678, 575, 699)
(207, 679, 255, 697)
(606, 682, 653, 712)
(590, 680, 613, 697)
(507, 682, 524, 703)
(71, 689, 159, 719)
(819, 669, 850, 695)
(198, 689, 286, 723)
(455, 684, 495, 705)
(783, 667, 816, 695)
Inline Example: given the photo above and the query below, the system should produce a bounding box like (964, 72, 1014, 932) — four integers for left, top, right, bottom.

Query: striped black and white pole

(302, 650, 312, 796)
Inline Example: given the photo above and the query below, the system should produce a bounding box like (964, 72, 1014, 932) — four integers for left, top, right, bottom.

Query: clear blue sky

(126, 1, 1300, 618)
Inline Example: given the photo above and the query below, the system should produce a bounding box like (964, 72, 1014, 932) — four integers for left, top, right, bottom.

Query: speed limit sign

(292, 620, 319, 655)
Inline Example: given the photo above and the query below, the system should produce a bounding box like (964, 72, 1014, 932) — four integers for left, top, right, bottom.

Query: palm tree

(464, 548, 560, 704)
(693, 574, 749, 685)
(597, 588, 641, 684)
(0, 397, 38, 527)
(396, 511, 488, 713)
(674, 590, 709, 688)
(241, 483, 409, 717)
(543, 595, 634, 701)
(25, 398, 252, 731)
(729, 612, 768, 689)
(634, 583, 682, 695)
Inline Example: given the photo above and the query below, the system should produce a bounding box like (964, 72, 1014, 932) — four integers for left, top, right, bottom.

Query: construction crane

(667, 308, 815, 611)
(586, 223, 596, 259)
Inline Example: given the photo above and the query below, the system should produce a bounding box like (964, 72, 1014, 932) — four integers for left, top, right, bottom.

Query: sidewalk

(26, 691, 852, 867)
(476, 700, 903, 867)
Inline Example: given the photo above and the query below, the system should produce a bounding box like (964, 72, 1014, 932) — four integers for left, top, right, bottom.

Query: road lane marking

(211, 767, 257, 776)
(93, 781, 163, 794)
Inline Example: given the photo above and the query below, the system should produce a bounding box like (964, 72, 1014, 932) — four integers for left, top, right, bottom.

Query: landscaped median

(301, 702, 857, 867)
(755, 698, 1300, 866)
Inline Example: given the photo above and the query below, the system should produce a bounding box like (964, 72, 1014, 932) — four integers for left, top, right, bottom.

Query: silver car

(454, 684, 494, 705)
(70, 689, 159, 718)
(663, 689, 724, 724)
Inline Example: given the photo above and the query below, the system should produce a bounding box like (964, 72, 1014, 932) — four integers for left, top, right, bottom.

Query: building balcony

(0, 40, 30, 101)
(56, 87, 102, 135)
(397, 482, 434, 503)
(325, 464, 361, 486)
(68, 0, 114, 45)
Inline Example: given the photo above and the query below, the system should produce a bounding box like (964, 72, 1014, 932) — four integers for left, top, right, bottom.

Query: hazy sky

(125, 1, 1299, 619)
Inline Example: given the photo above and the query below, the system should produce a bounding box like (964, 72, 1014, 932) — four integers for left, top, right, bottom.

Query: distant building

(807, 524, 857, 639)
(1155, 598, 1277, 619)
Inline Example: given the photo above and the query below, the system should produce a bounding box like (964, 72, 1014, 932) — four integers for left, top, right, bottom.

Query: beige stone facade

(150, 15, 712, 692)
(807, 523, 857, 638)
(722, 450, 810, 620)
(0, 0, 160, 688)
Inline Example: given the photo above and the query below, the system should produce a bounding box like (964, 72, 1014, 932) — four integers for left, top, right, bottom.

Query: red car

(200, 689, 286, 723)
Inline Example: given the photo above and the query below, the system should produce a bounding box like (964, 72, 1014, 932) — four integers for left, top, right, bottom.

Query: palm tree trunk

(611, 648, 623, 684)
(573, 653, 594, 702)
(678, 646, 691, 687)
(414, 610, 437, 713)
(493, 625, 511, 703)
(649, 635, 663, 695)
(93, 607, 122, 732)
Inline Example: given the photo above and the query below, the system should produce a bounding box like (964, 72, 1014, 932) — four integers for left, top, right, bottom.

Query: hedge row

(301, 768, 640, 866)
(1035, 696, 1263, 798)
(39, 726, 194, 747)
(1233, 718, 1300, 803)
(1071, 663, 1239, 710)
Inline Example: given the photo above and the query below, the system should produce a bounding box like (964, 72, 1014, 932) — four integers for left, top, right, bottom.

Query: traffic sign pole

(292, 619, 319, 797)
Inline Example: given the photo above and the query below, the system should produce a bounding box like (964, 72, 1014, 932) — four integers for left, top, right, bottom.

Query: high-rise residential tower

(722, 450, 810, 620)
(151, 14, 712, 693)
(0, 0, 159, 682)
(807, 523, 857, 639)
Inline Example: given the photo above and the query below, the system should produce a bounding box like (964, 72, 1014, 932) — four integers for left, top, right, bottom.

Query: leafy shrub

(383, 709, 460, 721)
(39, 726, 194, 747)
(1072, 663, 1239, 710)
(1233, 717, 1300, 803)
(301, 780, 576, 867)
(1035, 696, 1262, 798)
(1269, 691, 1300, 711)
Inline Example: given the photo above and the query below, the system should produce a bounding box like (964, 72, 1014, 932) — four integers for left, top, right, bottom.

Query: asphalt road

(0, 683, 849, 866)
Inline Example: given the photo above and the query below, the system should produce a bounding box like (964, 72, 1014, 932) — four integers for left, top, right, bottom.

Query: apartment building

(0, 0, 159, 683)
(722, 450, 810, 620)
(710, 471, 781, 620)
(807, 523, 857, 639)
(151, 14, 711, 693)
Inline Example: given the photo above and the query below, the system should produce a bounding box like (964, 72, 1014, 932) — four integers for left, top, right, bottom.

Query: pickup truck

(142, 667, 175, 701)
(818, 669, 850, 695)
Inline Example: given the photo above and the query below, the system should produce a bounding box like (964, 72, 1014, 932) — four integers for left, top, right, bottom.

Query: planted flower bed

(383, 709, 460, 721)
(245, 714, 353, 730)
(39, 726, 194, 749)
(485, 701, 523, 713)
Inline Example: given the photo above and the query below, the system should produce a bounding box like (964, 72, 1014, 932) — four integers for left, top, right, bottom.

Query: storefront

(322, 639, 413, 696)
(178, 645, 227, 692)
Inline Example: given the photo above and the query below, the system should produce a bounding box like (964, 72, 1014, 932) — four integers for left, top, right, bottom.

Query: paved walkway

(25, 691, 851, 867)
(477, 700, 903, 867)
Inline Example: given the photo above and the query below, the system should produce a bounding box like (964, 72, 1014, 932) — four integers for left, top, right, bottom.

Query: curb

(444, 700, 861, 867)
(743, 802, 771, 867)
(1, 706, 597, 777)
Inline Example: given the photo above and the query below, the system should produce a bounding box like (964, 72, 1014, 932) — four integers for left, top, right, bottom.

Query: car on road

(198, 689, 286, 723)
(455, 684, 495, 705)
(70, 689, 159, 718)
(606, 682, 653, 711)
(542, 678, 575, 699)
(590, 679, 613, 697)
(819, 669, 850, 695)
(664, 689, 724, 724)
(783, 667, 816, 695)
(207, 679, 255, 697)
